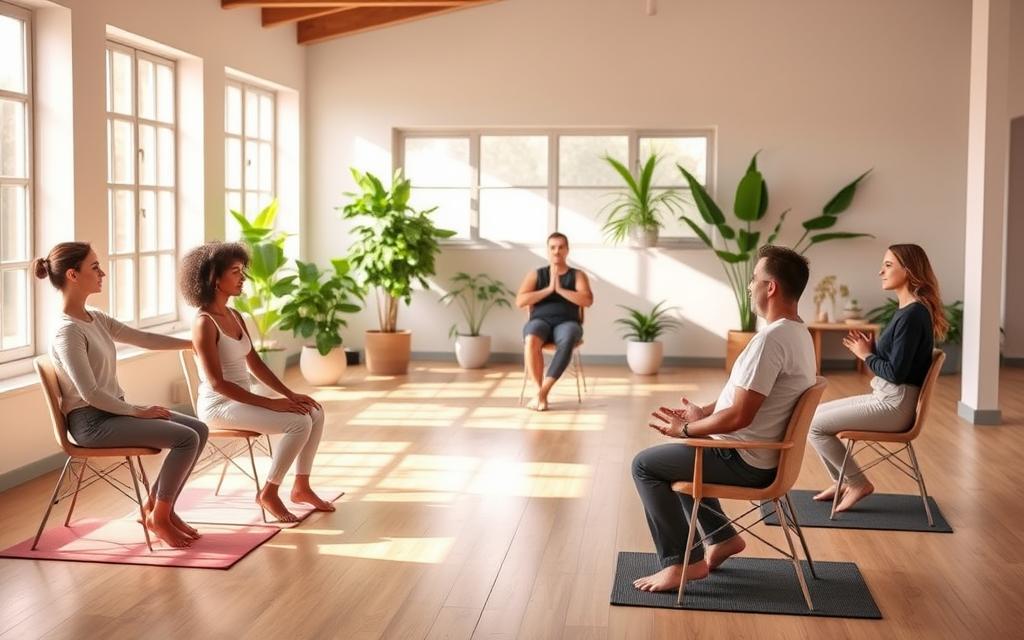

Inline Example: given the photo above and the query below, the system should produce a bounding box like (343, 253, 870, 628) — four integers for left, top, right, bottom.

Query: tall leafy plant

(678, 153, 873, 331)
(338, 169, 456, 333)
(600, 153, 685, 244)
(230, 200, 296, 351)
(439, 272, 515, 338)
(279, 259, 364, 355)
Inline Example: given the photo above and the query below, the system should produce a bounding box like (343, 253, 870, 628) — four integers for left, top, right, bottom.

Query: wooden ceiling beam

(262, 7, 353, 27)
(225, 0, 480, 8)
(298, 4, 489, 44)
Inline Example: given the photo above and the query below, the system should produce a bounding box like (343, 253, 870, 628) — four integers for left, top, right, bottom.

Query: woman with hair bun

(809, 243, 947, 512)
(37, 242, 207, 548)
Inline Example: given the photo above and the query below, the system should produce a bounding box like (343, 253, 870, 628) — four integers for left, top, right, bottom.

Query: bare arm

(515, 269, 553, 308)
(556, 270, 594, 308)
(193, 315, 277, 409)
(650, 387, 766, 438)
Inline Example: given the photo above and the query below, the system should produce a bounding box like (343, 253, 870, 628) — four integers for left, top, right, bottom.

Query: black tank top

(530, 266, 580, 324)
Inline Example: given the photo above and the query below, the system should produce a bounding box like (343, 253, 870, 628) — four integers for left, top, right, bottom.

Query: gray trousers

(632, 443, 776, 567)
(523, 318, 582, 380)
(808, 376, 919, 488)
(67, 407, 209, 501)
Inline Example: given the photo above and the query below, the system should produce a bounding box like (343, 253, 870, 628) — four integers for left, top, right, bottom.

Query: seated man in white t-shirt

(631, 245, 817, 592)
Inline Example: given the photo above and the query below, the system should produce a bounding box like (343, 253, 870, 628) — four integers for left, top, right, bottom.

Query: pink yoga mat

(0, 518, 279, 569)
(174, 486, 345, 528)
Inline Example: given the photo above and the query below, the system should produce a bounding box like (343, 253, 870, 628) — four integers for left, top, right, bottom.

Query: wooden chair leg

(776, 499, 814, 610)
(906, 443, 935, 527)
(246, 438, 268, 523)
(830, 441, 854, 520)
(126, 457, 154, 552)
(31, 457, 74, 551)
(781, 494, 817, 579)
(675, 498, 702, 606)
(63, 459, 87, 527)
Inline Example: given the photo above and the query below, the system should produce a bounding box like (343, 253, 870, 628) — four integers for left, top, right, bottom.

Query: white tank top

(196, 310, 252, 401)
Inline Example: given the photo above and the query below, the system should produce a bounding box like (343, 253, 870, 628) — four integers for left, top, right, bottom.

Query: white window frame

(0, 2, 34, 365)
(225, 78, 275, 233)
(395, 128, 716, 248)
(105, 40, 178, 329)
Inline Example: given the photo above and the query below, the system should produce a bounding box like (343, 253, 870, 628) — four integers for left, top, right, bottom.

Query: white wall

(0, 0, 305, 480)
(306, 0, 972, 359)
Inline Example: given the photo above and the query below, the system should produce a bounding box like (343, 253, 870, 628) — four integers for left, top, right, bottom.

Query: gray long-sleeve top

(866, 301, 934, 387)
(50, 308, 186, 416)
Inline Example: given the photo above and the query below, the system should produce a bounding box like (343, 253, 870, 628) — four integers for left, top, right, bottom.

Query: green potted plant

(439, 272, 515, 369)
(866, 298, 963, 374)
(600, 153, 685, 248)
(678, 152, 873, 370)
(279, 258, 364, 385)
(339, 168, 456, 374)
(230, 200, 296, 377)
(615, 301, 682, 375)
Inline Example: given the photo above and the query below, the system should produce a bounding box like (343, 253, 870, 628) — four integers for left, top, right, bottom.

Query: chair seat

(671, 481, 784, 502)
(541, 339, 583, 352)
(67, 445, 161, 458)
(836, 429, 914, 443)
(209, 428, 263, 439)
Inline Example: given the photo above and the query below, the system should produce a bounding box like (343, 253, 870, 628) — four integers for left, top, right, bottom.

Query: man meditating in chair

(516, 232, 593, 411)
(631, 245, 816, 591)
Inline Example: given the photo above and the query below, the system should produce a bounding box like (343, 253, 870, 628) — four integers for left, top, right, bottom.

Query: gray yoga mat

(762, 490, 953, 533)
(610, 552, 882, 619)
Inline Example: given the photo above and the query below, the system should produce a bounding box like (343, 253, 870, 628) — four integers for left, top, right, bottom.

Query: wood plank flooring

(0, 362, 1022, 639)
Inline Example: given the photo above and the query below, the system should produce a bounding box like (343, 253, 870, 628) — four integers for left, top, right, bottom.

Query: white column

(960, 0, 1009, 425)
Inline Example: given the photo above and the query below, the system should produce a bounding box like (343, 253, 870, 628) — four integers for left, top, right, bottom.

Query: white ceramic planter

(626, 340, 664, 375)
(300, 345, 348, 386)
(629, 227, 659, 248)
(455, 335, 491, 369)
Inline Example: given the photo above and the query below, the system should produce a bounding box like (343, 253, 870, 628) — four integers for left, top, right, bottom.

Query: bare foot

(145, 513, 193, 548)
(813, 484, 842, 501)
(707, 535, 746, 570)
(141, 501, 200, 540)
(290, 488, 336, 512)
(257, 490, 300, 523)
(526, 396, 548, 412)
(835, 482, 875, 512)
(633, 561, 709, 592)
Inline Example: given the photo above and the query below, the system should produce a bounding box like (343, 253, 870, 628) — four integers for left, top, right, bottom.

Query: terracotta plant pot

(725, 330, 757, 371)
(299, 345, 348, 386)
(364, 330, 412, 375)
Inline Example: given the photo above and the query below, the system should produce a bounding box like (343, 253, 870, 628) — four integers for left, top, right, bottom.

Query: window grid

(105, 41, 177, 328)
(225, 79, 275, 238)
(0, 3, 34, 364)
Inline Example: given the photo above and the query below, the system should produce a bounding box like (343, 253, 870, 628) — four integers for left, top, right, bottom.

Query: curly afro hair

(179, 241, 250, 308)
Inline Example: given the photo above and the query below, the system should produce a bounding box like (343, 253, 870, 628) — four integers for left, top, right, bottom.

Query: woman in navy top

(809, 244, 948, 512)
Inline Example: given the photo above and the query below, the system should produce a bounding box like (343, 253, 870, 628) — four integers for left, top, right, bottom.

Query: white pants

(198, 397, 325, 485)
(808, 376, 919, 488)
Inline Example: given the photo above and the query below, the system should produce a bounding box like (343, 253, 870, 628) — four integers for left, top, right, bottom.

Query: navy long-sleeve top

(866, 301, 934, 386)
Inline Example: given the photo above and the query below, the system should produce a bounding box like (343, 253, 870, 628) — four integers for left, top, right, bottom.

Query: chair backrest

(902, 348, 946, 440)
(33, 355, 75, 455)
(178, 349, 200, 413)
(767, 376, 828, 495)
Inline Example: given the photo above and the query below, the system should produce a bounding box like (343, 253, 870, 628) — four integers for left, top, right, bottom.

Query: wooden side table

(807, 321, 881, 374)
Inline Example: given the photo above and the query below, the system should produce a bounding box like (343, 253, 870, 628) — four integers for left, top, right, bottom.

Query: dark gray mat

(611, 552, 881, 619)
(762, 490, 953, 533)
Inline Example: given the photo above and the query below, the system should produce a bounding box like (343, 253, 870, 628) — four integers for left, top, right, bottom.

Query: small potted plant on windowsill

(600, 153, 684, 248)
(439, 272, 515, 369)
(279, 258, 364, 386)
(615, 301, 682, 375)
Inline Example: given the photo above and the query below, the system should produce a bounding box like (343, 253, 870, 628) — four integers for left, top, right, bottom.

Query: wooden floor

(1, 362, 1023, 639)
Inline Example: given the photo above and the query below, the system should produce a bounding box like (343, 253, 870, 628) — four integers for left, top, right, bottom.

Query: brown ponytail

(35, 242, 92, 290)
(888, 243, 949, 342)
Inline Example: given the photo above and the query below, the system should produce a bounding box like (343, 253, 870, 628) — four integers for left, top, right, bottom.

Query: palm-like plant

(439, 272, 515, 338)
(600, 153, 685, 245)
(615, 301, 682, 342)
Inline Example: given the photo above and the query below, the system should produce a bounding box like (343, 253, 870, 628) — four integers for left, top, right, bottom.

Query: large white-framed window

(105, 41, 177, 327)
(225, 79, 275, 237)
(0, 3, 34, 364)
(396, 129, 714, 246)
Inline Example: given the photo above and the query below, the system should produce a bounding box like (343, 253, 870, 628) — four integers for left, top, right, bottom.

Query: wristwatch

(682, 421, 691, 438)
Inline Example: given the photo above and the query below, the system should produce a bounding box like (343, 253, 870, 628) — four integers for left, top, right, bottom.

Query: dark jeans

(523, 318, 582, 380)
(632, 442, 776, 567)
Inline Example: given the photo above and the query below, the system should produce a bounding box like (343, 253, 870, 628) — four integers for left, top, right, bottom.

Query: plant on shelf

(812, 276, 850, 323)
(280, 259, 363, 356)
(615, 301, 681, 375)
(439, 272, 515, 369)
(600, 153, 685, 247)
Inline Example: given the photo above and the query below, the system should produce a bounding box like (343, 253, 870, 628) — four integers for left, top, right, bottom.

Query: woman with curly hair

(36, 242, 207, 548)
(180, 242, 333, 522)
(809, 243, 947, 512)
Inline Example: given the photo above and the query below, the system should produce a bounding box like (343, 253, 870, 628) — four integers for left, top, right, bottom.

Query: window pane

(557, 189, 617, 245)
(409, 188, 471, 240)
(156, 63, 174, 123)
(258, 142, 272, 192)
(109, 119, 135, 184)
(139, 255, 157, 320)
(0, 185, 28, 262)
(138, 59, 155, 121)
(159, 254, 175, 315)
(158, 191, 175, 251)
(245, 88, 259, 136)
(225, 138, 242, 189)
(638, 136, 707, 186)
(138, 124, 157, 186)
(225, 84, 242, 135)
(259, 93, 273, 140)
(480, 136, 547, 187)
(479, 188, 548, 243)
(0, 99, 27, 178)
(112, 258, 135, 322)
(1, 269, 28, 349)
(139, 190, 158, 252)
(110, 49, 133, 116)
(157, 126, 174, 187)
(655, 190, 700, 238)
(244, 191, 259, 216)
(109, 189, 135, 254)
(0, 16, 25, 93)
(558, 136, 628, 186)
(226, 190, 242, 219)
(244, 140, 257, 190)
(405, 138, 471, 187)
